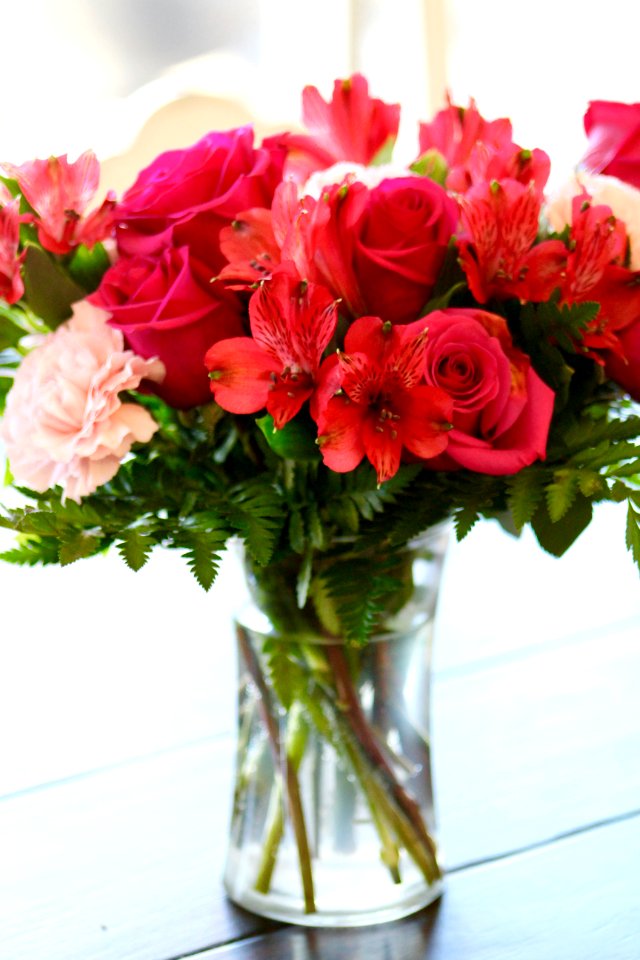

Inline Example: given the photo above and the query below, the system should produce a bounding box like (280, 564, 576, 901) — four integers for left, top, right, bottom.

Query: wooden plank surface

(189, 815, 640, 960)
(1, 618, 638, 960)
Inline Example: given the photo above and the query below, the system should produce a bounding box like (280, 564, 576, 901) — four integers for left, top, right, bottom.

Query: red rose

(353, 177, 458, 323)
(115, 127, 284, 271)
(289, 176, 457, 324)
(92, 247, 244, 409)
(604, 321, 640, 401)
(423, 308, 555, 474)
(581, 101, 640, 189)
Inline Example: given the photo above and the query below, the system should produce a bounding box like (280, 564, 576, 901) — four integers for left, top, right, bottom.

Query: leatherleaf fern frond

(319, 550, 405, 645)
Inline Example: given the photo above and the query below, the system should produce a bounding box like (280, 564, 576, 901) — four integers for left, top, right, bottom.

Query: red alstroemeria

(558, 194, 640, 356)
(0, 198, 25, 304)
(205, 267, 338, 428)
(457, 178, 567, 303)
(265, 74, 400, 183)
(3, 151, 115, 255)
(218, 208, 282, 287)
(216, 181, 318, 290)
(313, 316, 453, 484)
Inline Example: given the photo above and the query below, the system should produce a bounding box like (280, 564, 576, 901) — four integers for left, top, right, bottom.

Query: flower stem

(324, 643, 440, 881)
(236, 625, 316, 913)
(253, 703, 310, 896)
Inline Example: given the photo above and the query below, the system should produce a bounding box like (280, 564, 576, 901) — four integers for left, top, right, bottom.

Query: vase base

(224, 868, 444, 928)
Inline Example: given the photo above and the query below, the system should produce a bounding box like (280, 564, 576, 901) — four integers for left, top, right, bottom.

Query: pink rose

(115, 127, 284, 271)
(581, 101, 640, 189)
(0, 301, 164, 502)
(92, 246, 244, 409)
(423, 308, 555, 474)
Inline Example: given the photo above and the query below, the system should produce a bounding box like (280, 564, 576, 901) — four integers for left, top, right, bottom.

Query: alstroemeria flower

(556, 194, 640, 356)
(265, 74, 400, 184)
(205, 267, 338, 428)
(418, 96, 551, 197)
(313, 315, 453, 483)
(2, 151, 115, 255)
(457, 179, 567, 303)
(546, 171, 640, 270)
(0, 197, 25, 304)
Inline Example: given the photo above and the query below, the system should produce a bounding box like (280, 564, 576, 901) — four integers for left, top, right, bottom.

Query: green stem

(324, 643, 440, 880)
(236, 625, 316, 913)
(254, 703, 310, 896)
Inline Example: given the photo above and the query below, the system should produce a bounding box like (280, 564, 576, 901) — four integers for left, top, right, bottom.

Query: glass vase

(223, 525, 449, 927)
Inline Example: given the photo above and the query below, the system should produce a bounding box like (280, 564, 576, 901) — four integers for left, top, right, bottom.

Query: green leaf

(370, 135, 396, 166)
(296, 550, 313, 609)
(625, 500, 640, 569)
(21, 244, 86, 328)
(321, 555, 402, 644)
(0, 309, 28, 351)
(409, 148, 447, 184)
(59, 532, 103, 565)
(178, 529, 227, 591)
(67, 242, 111, 293)
(256, 413, 319, 462)
(229, 481, 285, 565)
(117, 530, 155, 572)
(507, 468, 546, 530)
(0, 536, 60, 566)
(289, 508, 305, 554)
(453, 503, 479, 540)
(546, 470, 579, 522)
(532, 493, 593, 557)
(264, 640, 306, 710)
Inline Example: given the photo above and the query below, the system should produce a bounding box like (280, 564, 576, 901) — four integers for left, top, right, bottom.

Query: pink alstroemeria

(457, 179, 567, 303)
(265, 74, 400, 183)
(3, 151, 115, 254)
(205, 267, 338, 428)
(0, 197, 25, 304)
(418, 97, 512, 191)
(313, 316, 453, 484)
(418, 97, 550, 196)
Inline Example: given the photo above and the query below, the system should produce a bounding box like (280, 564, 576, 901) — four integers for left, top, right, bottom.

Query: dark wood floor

(1, 503, 639, 959)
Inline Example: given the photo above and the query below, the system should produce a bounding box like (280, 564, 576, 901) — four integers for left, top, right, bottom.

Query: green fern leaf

(321, 556, 401, 644)
(454, 503, 479, 540)
(0, 537, 60, 566)
(178, 529, 228, 591)
(625, 501, 640, 569)
(229, 482, 284, 566)
(58, 532, 103, 566)
(546, 470, 579, 522)
(117, 530, 155, 572)
(263, 640, 307, 710)
(507, 469, 546, 530)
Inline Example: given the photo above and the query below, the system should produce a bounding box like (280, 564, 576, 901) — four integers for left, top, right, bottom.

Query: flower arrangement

(1, 76, 640, 924)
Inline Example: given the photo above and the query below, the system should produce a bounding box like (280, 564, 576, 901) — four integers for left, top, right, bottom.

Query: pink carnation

(1, 301, 165, 501)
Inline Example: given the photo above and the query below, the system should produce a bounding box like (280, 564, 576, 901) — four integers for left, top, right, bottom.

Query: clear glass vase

(223, 525, 449, 927)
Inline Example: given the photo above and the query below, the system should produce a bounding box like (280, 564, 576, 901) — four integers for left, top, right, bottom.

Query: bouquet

(1, 76, 640, 924)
